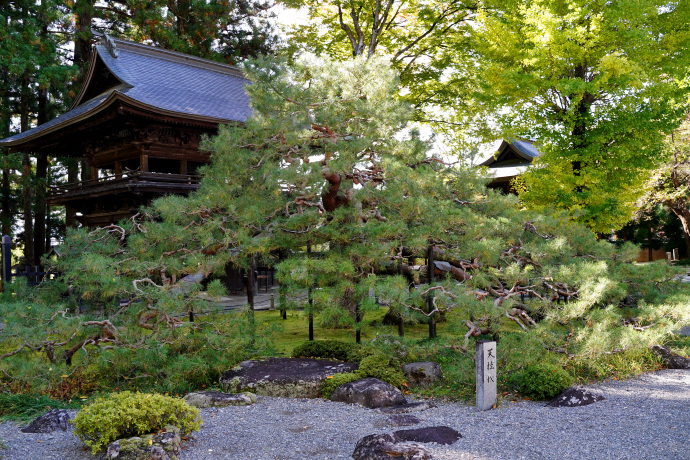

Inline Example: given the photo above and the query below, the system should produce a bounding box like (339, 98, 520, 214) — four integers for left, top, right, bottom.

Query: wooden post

(1, 235, 10, 291)
(427, 245, 436, 339)
(180, 159, 188, 175)
(140, 154, 149, 173)
(246, 264, 256, 345)
(307, 244, 314, 341)
(476, 340, 497, 410)
(114, 161, 122, 179)
(279, 284, 287, 320)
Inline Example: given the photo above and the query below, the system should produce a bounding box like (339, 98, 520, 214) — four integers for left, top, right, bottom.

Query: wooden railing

(49, 171, 203, 199)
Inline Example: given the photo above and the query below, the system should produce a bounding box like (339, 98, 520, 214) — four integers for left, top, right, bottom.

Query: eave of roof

(479, 139, 541, 167)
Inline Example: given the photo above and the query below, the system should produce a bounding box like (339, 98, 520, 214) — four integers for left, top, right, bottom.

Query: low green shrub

(72, 391, 202, 453)
(320, 371, 364, 398)
(514, 363, 574, 400)
(292, 340, 359, 362)
(358, 354, 406, 389)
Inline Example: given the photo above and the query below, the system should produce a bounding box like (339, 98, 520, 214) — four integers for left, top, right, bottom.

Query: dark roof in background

(1, 36, 251, 148)
(480, 139, 541, 167)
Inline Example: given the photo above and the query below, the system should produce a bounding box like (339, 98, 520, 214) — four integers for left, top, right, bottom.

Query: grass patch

(0, 393, 80, 422)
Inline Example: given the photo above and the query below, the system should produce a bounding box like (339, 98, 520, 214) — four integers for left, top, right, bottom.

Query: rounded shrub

(515, 363, 574, 400)
(72, 391, 202, 453)
(292, 340, 358, 362)
(358, 354, 407, 389)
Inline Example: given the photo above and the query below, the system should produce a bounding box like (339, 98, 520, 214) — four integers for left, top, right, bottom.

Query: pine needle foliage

(0, 55, 686, 401)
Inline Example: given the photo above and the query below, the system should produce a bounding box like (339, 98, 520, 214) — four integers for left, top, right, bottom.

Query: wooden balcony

(49, 171, 202, 205)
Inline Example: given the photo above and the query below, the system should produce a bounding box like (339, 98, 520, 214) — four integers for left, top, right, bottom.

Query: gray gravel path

(0, 368, 687, 460)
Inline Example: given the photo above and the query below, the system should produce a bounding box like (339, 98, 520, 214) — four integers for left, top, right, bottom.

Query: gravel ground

(0, 368, 687, 460)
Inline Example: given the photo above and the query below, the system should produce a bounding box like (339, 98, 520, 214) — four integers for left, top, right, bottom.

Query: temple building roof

(480, 139, 541, 168)
(1, 35, 251, 149)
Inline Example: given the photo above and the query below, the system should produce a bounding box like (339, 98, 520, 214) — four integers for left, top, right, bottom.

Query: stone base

(106, 425, 181, 460)
(220, 357, 358, 398)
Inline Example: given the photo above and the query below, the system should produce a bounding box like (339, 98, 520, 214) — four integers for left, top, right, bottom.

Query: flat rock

(547, 387, 605, 407)
(394, 426, 462, 445)
(376, 401, 437, 414)
(21, 409, 70, 433)
(183, 391, 256, 408)
(331, 377, 407, 409)
(385, 414, 422, 427)
(651, 344, 690, 369)
(220, 357, 358, 398)
(352, 433, 432, 460)
(402, 362, 443, 388)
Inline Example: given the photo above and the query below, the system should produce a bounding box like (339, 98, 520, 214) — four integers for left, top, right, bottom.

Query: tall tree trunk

(20, 73, 34, 265)
(0, 65, 10, 238)
(668, 204, 690, 258)
(33, 87, 49, 263)
(73, 0, 94, 73)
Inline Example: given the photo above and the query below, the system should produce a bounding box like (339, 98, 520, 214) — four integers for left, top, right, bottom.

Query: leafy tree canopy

(471, 0, 690, 232)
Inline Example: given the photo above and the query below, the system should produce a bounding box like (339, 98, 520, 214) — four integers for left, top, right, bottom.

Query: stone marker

(476, 340, 496, 410)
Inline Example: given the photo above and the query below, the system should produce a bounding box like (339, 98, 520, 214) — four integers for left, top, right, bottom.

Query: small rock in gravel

(386, 414, 422, 427)
(547, 388, 605, 407)
(394, 426, 462, 445)
(184, 391, 257, 408)
(20, 409, 70, 433)
(330, 377, 406, 409)
(377, 401, 437, 414)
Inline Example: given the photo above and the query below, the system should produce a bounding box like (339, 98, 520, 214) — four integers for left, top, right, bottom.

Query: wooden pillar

(90, 165, 98, 181)
(140, 154, 149, 173)
(114, 161, 122, 179)
(180, 159, 188, 175)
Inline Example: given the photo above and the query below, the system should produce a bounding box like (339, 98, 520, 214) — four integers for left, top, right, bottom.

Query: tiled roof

(510, 139, 540, 159)
(1, 37, 251, 147)
(96, 38, 251, 122)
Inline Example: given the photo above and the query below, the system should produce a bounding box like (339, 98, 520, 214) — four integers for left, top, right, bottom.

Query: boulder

(106, 425, 181, 460)
(394, 426, 462, 445)
(651, 344, 690, 369)
(352, 433, 432, 460)
(330, 377, 407, 409)
(220, 357, 358, 398)
(402, 362, 443, 388)
(21, 409, 70, 433)
(183, 391, 256, 408)
(546, 388, 605, 407)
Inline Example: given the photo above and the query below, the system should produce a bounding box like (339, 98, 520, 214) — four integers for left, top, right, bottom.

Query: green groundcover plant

(72, 392, 202, 454)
